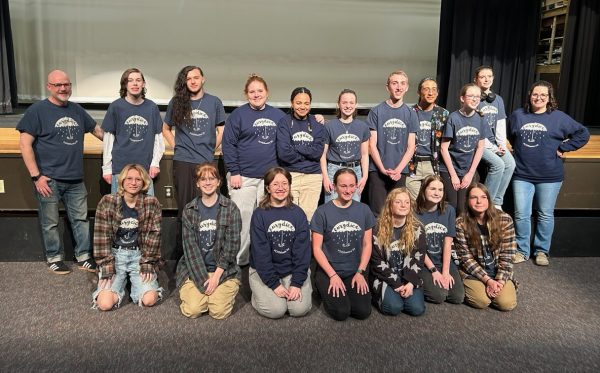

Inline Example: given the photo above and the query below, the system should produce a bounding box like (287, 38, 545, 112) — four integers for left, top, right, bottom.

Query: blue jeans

(111, 174, 154, 196)
(93, 248, 162, 307)
(381, 285, 426, 316)
(36, 179, 90, 263)
(325, 162, 362, 203)
(512, 180, 562, 258)
(481, 148, 515, 206)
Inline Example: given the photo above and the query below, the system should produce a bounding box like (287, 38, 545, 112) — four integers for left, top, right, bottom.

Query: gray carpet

(1, 258, 599, 372)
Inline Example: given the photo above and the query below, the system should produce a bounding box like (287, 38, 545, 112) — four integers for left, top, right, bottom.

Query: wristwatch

(429, 266, 438, 273)
(357, 268, 365, 276)
(31, 174, 41, 182)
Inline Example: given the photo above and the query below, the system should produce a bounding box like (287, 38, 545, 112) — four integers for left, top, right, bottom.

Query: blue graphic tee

(439, 111, 490, 176)
(114, 199, 139, 248)
(325, 118, 370, 163)
(416, 205, 456, 268)
(197, 199, 219, 272)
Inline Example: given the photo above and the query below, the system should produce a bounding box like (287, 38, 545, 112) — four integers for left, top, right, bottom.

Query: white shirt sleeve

(495, 118, 507, 149)
(102, 132, 115, 175)
(150, 133, 165, 168)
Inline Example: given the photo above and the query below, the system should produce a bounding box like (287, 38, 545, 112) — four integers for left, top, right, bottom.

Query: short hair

(460, 82, 481, 97)
(259, 167, 293, 209)
(119, 68, 146, 99)
(387, 70, 409, 85)
(473, 65, 494, 80)
(335, 88, 358, 119)
(116, 164, 151, 196)
(244, 73, 268, 95)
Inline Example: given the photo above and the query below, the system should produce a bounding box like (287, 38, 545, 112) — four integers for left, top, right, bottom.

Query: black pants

(315, 267, 371, 321)
(440, 171, 468, 215)
(173, 160, 200, 261)
(367, 171, 406, 218)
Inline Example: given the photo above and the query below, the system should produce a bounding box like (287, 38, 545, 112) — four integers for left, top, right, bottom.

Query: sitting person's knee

(141, 290, 158, 307)
(96, 291, 117, 311)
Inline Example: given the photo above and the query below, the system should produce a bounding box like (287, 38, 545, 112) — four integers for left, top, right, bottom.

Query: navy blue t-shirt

(249, 205, 311, 289)
(415, 109, 434, 157)
(197, 199, 219, 272)
(478, 94, 506, 145)
(310, 201, 376, 278)
(164, 93, 226, 163)
(223, 103, 285, 178)
(477, 224, 496, 278)
(439, 111, 490, 176)
(114, 199, 139, 248)
(416, 205, 456, 268)
(102, 98, 163, 174)
(509, 108, 590, 183)
(16, 99, 96, 180)
(367, 102, 419, 172)
(325, 118, 370, 163)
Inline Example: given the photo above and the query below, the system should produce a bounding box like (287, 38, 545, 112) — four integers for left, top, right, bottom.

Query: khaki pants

(179, 275, 240, 319)
(463, 278, 517, 311)
(290, 172, 322, 222)
(405, 161, 435, 200)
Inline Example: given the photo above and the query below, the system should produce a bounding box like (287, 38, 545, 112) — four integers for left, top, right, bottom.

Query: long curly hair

(171, 65, 204, 127)
(460, 183, 502, 252)
(376, 187, 422, 256)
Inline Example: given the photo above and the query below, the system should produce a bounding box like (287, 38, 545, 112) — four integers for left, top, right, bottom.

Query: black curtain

(557, 0, 600, 126)
(436, 0, 540, 114)
(0, 0, 17, 114)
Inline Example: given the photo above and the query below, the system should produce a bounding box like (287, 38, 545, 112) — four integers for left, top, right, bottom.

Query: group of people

(17, 65, 589, 320)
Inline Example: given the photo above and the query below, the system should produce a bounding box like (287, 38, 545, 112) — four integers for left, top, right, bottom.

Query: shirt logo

(268, 220, 295, 254)
(55, 116, 81, 146)
(292, 131, 314, 145)
(480, 104, 499, 128)
(332, 221, 361, 254)
(424, 222, 448, 255)
(334, 133, 361, 159)
(519, 122, 548, 148)
(124, 115, 149, 142)
(189, 109, 209, 137)
(253, 118, 277, 145)
(199, 219, 217, 250)
(383, 118, 407, 145)
(418, 120, 432, 147)
(455, 126, 480, 152)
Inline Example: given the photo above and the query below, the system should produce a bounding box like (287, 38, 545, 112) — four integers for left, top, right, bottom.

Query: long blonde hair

(376, 188, 422, 256)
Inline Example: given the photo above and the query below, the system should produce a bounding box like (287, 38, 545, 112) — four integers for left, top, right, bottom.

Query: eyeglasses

(465, 95, 481, 100)
(531, 93, 549, 99)
(48, 82, 72, 88)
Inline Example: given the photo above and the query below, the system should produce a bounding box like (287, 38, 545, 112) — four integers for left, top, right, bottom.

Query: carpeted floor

(1, 258, 599, 372)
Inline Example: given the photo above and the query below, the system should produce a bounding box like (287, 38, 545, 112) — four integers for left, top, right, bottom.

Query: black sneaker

(76, 258, 97, 273)
(48, 261, 71, 275)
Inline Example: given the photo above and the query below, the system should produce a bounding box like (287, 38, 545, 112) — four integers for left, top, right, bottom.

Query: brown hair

(244, 73, 268, 95)
(335, 88, 358, 119)
(376, 187, 422, 256)
(473, 65, 493, 81)
(460, 183, 502, 252)
(171, 65, 205, 126)
(194, 162, 221, 194)
(259, 167, 293, 209)
(387, 70, 409, 85)
(119, 68, 146, 99)
(524, 80, 558, 113)
(415, 175, 447, 214)
(117, 164, 151, 196)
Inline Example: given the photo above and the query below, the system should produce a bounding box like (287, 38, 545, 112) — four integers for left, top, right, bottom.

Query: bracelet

(329, 273, 338, 279)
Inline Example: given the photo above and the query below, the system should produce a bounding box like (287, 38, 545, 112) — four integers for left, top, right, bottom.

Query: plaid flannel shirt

(176, 194, 242, 291)
(93, 194, 162, 279)
(455, 212, 516, 283)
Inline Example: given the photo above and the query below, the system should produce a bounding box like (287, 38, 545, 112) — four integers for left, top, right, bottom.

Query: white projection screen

(10, 0, 441, 108)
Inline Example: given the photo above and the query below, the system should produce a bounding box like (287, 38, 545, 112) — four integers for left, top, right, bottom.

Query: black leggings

(315, 267, 371, 321)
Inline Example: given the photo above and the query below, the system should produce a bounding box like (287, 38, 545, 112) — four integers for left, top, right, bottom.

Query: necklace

(338, 118, 352, 134)
(192, 97, 203, 111)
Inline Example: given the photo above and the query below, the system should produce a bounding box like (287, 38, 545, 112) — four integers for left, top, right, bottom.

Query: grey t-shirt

(416, 205, 456, 268)
(164, 93, 226, 163)
(197, 199, 219, 272)
(310, 201, 376, 278)
(367, 102, 419, 173)
(102, 98, 163, 174)
(439, 111, 490, 176)
(325, 118, 370, 163)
